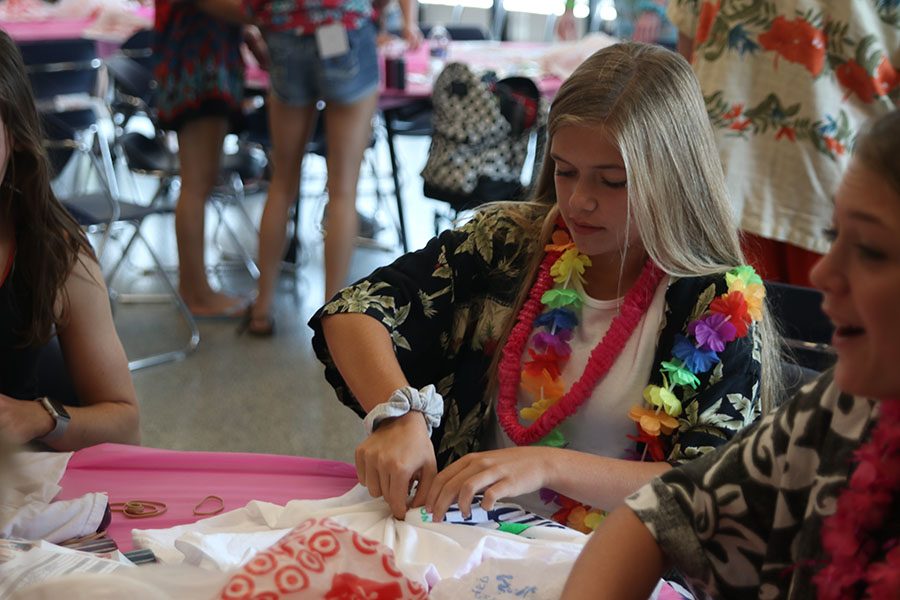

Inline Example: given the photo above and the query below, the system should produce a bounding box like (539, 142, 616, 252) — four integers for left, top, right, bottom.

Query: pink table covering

(56, 444, 358, 551)
(245, 40, 563, 105)
(0, 17, 93, 41)
(0, 6, 152, 43)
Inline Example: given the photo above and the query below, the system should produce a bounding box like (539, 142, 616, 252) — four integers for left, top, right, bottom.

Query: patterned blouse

(244, 0, 372, 34)
(153, 0, 244, 131)
(626, 372, 894, 599)
(667, 0, 900, 255)
(309, 204, 764, 470)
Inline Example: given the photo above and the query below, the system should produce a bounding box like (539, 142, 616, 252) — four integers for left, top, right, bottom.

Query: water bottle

(427, 24, 452, 79)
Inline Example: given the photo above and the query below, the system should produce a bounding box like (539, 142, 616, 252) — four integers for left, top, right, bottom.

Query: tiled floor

(103, 128, 439, 464)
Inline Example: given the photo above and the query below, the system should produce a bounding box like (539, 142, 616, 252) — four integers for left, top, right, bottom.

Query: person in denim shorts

(241, 0, 422, 336)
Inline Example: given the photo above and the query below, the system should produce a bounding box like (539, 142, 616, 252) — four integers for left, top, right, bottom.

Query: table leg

(381, 108, 410, 253)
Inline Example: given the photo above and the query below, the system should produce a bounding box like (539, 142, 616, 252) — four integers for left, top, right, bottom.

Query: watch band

(36, 396, 70, 443)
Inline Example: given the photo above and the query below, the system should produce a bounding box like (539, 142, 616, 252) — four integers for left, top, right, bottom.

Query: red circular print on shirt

(245, 553, 277, 576)
(407, 578, 426, 597)
(382, 553, 403, 578)
(308, 530, 340, 557)
(275, 565, 310, 594)
(352, 531, 380, 554)
(293, 517, 317, 534)
(297, 548, 326, 572)
(220, 574, 255, 600)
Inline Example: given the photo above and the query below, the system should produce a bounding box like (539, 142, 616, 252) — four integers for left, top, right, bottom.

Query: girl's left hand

(425, 447, 559, 523)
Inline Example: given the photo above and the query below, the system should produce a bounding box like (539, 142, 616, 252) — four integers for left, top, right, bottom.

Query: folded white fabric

(133, 484, 587, 588)
(0, 451, 107, 544)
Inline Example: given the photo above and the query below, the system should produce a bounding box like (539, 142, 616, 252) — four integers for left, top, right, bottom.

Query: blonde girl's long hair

(488, 42, 783, 413)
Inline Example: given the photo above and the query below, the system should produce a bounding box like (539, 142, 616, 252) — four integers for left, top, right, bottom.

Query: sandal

(236, 306, 275, 337)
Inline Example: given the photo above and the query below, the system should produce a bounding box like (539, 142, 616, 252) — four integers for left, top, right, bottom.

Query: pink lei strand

(815, 399, 900, 599)
(497, 255, 665, 446)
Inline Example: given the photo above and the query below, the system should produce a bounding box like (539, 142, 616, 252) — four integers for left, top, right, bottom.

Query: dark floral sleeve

(626, 372, 877, 598)
(309, 207, 533, 419)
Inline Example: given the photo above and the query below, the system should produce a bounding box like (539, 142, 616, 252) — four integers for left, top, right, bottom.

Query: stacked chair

(20, 36, 200, 370)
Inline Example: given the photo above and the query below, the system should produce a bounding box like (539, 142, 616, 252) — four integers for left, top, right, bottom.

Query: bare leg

(322, 91, 378, 300)
(251, 94, 318, 332)
(175, 117, 243, 316)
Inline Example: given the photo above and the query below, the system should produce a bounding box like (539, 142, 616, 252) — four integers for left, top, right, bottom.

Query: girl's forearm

(548, 449, 671, 510)
(321, 313, 411, 413)
(561, 506, 667, 600)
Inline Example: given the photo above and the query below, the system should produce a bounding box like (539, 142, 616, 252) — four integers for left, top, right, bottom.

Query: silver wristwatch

(36, 397, 70, 443)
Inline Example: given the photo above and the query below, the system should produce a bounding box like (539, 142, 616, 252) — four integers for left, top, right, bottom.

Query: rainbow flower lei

(628, 264, 766, 460)
(497, 225, 766, 532)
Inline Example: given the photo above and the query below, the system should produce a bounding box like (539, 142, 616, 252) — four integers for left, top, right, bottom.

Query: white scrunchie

(363, 385, 444, 437)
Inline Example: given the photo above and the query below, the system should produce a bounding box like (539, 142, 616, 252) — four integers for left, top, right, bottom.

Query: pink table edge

(57, 443, 358, 551)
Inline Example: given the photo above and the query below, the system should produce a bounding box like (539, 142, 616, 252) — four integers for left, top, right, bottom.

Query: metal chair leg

(122, 227, 200, 371)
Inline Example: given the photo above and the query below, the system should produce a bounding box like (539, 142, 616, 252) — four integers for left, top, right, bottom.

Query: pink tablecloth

(245, 40, 563, 105)
(0, 6, 152, 43)
(56, 444, 358, 551)
(0, 17, 93, 41)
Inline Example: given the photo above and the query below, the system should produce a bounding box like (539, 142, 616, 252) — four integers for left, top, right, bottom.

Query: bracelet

(363, 385, 444, 437)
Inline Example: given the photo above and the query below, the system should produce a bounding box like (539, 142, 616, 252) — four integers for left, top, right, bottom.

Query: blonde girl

(310, 42, 782, 530)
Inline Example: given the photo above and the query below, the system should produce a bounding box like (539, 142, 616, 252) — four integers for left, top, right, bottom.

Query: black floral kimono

(309, 204, 764, 469)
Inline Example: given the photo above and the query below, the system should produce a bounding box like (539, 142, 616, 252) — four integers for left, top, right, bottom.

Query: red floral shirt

(244, 0, 372, 34)
(668, 0, 900, 254)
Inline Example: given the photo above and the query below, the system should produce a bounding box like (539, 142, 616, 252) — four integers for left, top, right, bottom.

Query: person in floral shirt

(668, 0, 899, 287)
(309, 44, 784, 548)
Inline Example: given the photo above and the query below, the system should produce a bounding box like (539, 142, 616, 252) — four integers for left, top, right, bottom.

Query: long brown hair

(0, 30, 94, 347)
(487, 43, 783, 413)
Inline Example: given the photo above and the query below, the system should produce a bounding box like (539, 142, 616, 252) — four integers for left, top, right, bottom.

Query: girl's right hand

(355, 411, 437, 519)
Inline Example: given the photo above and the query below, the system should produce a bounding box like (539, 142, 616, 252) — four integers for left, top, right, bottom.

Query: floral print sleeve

(626, 373, 878, 598)
(666, 0, 700, 39)
(309, 205, 540, 463)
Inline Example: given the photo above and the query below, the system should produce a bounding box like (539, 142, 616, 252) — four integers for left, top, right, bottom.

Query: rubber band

(193, 495, 225, 516)
(110, 500, 167, 519)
